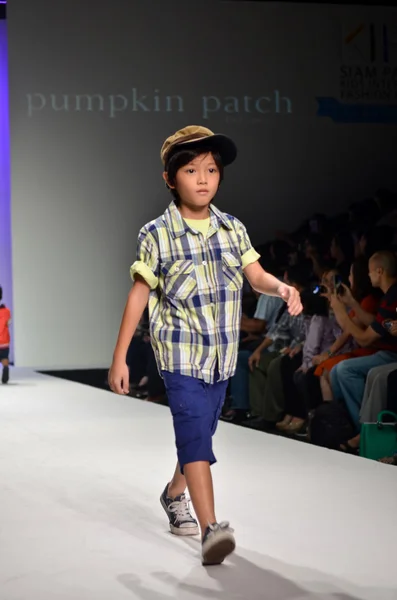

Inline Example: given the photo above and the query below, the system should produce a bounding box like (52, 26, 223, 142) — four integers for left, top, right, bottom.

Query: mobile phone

(312, 284, 326, 295)
(334, 274, 345, 295)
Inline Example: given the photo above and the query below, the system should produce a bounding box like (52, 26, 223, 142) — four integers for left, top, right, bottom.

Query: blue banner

(317, 97, 397, 123)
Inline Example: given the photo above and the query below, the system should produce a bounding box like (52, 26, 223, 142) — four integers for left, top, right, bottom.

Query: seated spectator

(329, 231, 355, 281)
(313, 257, 380, 402)
(360, 360, 397, 423)
(303, 233, 330, 279)
(238, 265, 308, 430)
(330, 251, 397, 452)
(255, 269, 342, 428)
(239, 287, 283, 352)
(276, 293, 334, 434)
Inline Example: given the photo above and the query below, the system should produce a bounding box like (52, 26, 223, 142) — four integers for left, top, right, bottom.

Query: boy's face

(167, 152, 220, 210)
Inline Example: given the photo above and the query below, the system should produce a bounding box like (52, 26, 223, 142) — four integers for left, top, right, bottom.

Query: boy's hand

(277, 284, 303, 316)
(108, 360, 130, 395)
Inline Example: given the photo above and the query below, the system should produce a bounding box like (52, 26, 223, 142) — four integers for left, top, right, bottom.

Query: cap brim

(169, 134, 237, 166)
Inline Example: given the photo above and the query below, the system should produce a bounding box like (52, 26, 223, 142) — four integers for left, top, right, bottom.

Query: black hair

(0, 286, 2, 302)
(332, 231, 354, 264)
(285, 265, 310, 289)
(363, 226, 394, 257)
(305, 233, 329, 256)
(349, 198, 381, 226)
(164, 146, 224, 205)
(301, 290, 329, 317)
(271, 240, 290, 267)
(350, 257, 377, 302)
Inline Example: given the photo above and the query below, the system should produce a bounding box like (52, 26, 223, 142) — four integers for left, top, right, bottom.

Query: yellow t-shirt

(183, 217, 259, 269)
(184, 217, 211, 238)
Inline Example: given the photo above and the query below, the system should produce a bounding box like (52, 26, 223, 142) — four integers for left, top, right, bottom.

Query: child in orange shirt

(0, 286, 11, 384)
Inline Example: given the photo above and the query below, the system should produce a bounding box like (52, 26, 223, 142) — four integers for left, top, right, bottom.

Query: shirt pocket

(221, 251, 243, 292)
(161, 259, 198, 300)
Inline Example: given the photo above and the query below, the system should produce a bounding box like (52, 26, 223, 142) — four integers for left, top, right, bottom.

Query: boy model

(109, 126, 302, 565)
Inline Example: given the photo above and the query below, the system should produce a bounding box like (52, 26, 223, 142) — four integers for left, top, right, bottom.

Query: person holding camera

(329, 251, 397, 452)
(312, 258, 380, 403)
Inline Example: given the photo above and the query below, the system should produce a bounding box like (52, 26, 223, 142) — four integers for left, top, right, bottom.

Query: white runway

(0, 369, 396, 600)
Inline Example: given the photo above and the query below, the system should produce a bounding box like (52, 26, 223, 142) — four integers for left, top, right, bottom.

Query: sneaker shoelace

(168, 495, 195, 523)
(207, 521, 234, 535)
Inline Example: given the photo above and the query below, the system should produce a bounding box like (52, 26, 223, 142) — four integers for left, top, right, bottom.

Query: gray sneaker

(160, 484, 199, 536)
(202, 522, 236, 565)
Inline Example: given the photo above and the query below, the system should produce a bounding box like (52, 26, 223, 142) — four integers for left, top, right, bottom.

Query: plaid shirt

(130, 200, 260, 383)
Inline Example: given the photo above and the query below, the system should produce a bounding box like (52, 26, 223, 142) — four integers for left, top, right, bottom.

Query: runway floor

(0, 369, 396, 600)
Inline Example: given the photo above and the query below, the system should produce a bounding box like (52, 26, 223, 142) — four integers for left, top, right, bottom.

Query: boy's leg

(162, 371, 235, 563)
(166, 460, 216, 537)
(1, 358, 9, 384)
(167, 461, 186, 498)
(184, 460, 216, 537)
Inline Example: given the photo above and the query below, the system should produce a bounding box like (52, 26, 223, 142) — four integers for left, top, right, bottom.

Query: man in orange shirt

(0, 286, 11, 384)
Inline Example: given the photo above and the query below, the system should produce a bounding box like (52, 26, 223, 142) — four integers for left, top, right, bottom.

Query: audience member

(239, 286, 283, 352)
(303, 233, 330, 279)
(276, 293, 333, 434)
(330, 251, 397, 452)
(313, 258, 380, 402)
(240, 265, 307, 430)
(360, 361, 397, 423)
(329, 232, 355, 281)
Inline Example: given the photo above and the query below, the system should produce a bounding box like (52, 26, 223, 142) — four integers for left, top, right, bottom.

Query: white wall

(0, 20, 13, 359)
(7, 1, 397, 369)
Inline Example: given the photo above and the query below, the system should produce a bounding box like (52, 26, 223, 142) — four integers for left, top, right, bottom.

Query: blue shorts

(0, 347, 9, 361)
(162, 370, 229, 474)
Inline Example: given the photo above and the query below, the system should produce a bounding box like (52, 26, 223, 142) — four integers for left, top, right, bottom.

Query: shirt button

(175, 267, 180, 271)
(203, 261, 207, 266)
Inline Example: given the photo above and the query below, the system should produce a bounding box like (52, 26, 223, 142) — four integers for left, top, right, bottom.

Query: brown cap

(160, 125, 237, 167)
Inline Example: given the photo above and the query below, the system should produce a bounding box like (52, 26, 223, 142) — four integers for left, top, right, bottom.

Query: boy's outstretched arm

(109, 276, 150, 395)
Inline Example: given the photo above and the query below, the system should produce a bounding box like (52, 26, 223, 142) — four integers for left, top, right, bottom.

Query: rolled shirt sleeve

(234, 219, 260, 268)
(130, 227, 159, 290)
(242, 248, 261, 269)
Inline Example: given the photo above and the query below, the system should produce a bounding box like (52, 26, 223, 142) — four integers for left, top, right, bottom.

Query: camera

(334, 274, 345, 295)
(312, 284, 326, 295)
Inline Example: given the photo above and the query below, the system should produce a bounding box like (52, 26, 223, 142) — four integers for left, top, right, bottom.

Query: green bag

(360, 410, 397, 461)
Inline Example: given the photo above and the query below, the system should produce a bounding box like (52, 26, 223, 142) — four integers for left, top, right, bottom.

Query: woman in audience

(329, 231, 355, 281)
(304, 234, 330, 279)
(313, 257, 380, 402)
(312, 258, 380, 406)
